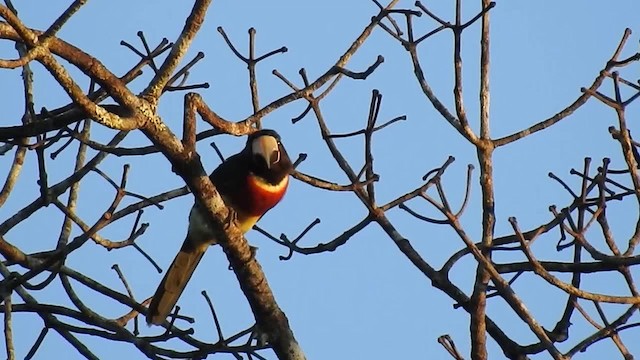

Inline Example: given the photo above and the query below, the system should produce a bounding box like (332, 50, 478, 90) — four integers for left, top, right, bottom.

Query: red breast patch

(244, 174, 289, 216)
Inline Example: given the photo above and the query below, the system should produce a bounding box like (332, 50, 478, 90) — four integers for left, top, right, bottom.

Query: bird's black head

(246, 129, 292, 185)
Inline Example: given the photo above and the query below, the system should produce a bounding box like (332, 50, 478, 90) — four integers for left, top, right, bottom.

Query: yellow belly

(187, 204, 259, 246)
(235, 211, 260, 233)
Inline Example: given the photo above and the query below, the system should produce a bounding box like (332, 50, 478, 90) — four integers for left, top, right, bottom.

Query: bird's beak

(252, 135, 280, 170)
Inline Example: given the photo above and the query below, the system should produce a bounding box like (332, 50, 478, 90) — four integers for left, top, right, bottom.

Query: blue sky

(1, 1, 640, 359)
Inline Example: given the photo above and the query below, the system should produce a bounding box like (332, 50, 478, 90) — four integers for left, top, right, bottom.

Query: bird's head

(246, 129, 292, 184)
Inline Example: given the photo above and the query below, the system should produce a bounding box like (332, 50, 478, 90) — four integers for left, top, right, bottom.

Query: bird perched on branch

(146, 129, 293, 325)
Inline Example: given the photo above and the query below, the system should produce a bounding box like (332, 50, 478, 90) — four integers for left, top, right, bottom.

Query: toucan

(146, 129, 293, 325)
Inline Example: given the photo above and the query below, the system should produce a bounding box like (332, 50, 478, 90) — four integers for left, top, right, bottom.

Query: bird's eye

(271, 149, 281, 164)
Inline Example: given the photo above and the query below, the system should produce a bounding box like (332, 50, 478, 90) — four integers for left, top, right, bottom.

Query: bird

(146, 129, 293, 325)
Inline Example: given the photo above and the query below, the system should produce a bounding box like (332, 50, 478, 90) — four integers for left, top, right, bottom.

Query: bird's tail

(146, 235, 207, 325)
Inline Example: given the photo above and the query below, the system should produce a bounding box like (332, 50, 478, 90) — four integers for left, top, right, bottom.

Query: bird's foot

(249, 245, 258, 259)
(227, 246, 259, 271)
